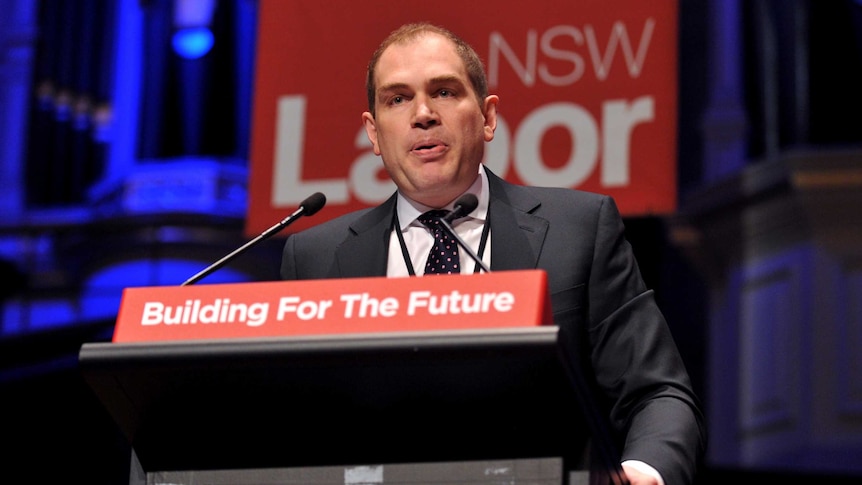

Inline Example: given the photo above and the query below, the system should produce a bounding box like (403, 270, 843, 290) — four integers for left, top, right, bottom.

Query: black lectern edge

(80, 325, 562, 353)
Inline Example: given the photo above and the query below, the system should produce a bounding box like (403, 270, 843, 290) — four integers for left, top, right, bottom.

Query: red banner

(248, 0, 678, 235)
(113, 270, 551, 343)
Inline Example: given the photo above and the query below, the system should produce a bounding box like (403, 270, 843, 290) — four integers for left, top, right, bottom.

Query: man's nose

(412, 96, 439, 128)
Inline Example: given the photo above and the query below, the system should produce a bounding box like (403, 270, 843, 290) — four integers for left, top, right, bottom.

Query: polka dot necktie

(418, 210, 460, 275)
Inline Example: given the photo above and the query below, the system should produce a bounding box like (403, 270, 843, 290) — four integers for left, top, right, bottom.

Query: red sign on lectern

(112, 270, 552, 343)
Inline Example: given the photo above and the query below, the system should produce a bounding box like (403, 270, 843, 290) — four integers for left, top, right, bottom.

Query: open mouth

(412, 139, 446, 154)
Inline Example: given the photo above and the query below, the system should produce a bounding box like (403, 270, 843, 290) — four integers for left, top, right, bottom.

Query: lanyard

(392, 208, 490, 276)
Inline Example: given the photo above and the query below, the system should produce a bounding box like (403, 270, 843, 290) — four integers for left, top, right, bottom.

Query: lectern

(79, 271, 628, 485)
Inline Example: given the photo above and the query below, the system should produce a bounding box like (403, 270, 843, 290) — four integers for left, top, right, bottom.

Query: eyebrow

(427, 74, 464, 87)
(376, 82, 410, 97)
(377, 75, 467, 97)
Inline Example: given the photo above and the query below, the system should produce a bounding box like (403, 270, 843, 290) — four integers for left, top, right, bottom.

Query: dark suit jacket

(281, 167, 706, 485)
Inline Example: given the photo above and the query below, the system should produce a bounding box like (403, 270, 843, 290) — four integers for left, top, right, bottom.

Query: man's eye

(438, 89, 453, 98)
(391, 96, 404, 105)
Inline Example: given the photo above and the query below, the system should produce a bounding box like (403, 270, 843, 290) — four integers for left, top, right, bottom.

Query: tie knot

(417, 210, 449, 229)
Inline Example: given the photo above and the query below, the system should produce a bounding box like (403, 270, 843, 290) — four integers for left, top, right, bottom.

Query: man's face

(362, 33, 498, 209)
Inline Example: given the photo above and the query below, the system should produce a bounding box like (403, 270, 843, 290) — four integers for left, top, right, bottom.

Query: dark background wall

(1, 1, 861, 483)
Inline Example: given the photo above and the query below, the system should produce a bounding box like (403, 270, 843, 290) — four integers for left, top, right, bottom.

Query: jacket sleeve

(586, 196, 707, 485)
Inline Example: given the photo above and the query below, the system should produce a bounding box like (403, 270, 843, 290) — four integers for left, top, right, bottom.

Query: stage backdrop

(248, 0, 678, 235)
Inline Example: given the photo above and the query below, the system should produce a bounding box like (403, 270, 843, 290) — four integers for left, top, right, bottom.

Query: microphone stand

(438, 206, 491, 274)
(181, 192, 326, 286)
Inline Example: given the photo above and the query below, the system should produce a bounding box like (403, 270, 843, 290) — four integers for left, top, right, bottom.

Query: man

(281, 22, 706, 485)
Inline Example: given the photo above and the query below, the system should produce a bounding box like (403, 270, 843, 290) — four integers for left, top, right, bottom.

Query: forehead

(375, 33, 467, 84)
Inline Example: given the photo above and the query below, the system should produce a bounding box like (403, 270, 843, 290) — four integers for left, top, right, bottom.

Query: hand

(621, 463, 661, 485)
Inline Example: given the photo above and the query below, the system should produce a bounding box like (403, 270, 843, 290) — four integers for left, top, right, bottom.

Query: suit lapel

(333, 194, 397, 278)
(485, 169, 549, 271)
(331, 170, 549, 276)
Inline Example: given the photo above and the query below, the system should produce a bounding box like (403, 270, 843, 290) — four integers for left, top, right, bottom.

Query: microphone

(181, 192, 326, 286)
(443, 193, 478, 224)
(437, 193, 491, 274)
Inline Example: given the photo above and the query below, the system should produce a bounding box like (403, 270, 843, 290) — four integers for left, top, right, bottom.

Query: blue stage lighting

(172, 27, 214, 59)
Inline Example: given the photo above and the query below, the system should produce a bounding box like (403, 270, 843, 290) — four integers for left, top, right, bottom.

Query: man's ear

(482, 95, 499, 142)
(361, 111, 381, 155)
